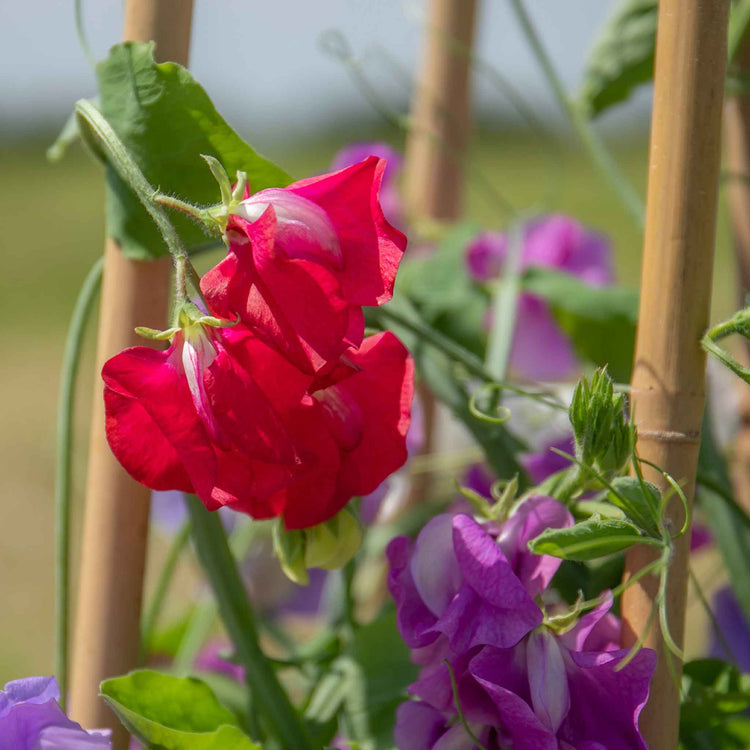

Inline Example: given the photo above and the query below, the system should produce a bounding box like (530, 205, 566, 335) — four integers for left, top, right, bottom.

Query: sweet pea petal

(37, 725, 112, 749)
(387, 537, 440, 649)
(559, 647, 656, 750)
(465, 232, 506, 282)
(236, 188, 344, 269)
(201, 210, 355, 372)
(559, 592, 619, 653)
(102, 345, 205, 496)
(410, 515, 462, 617)
(394, 702, 447, 750)
(0, 677, 59, 717)
(315, 332, 413, 501)
(470, 647, 558, 750)
(526, 630, 570, 733)
(509, 293, 579, 381)
(497, 496, 573, 597)
(287, 157, 407, 306)
(433, 515, 543, 652)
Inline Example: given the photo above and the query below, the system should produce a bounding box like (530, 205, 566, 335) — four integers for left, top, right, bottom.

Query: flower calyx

(273, 507, 363, 585)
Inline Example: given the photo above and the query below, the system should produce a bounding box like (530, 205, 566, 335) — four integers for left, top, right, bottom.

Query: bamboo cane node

(636, 428, 701, 444)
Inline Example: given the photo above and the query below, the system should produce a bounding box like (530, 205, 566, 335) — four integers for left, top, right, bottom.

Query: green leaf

(397, 223, 488, 358)
(521, 267, 638, 382)
(680, 659, 750, 744)
(579, 0, 657, 118)
(608, 476, 662, 538)
(529, 515, 645, 560)
(101, 670, 259, 749)
(97, 42, 291, 260)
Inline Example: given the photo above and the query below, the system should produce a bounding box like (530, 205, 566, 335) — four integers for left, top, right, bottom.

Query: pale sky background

(0, 1, 650, 142)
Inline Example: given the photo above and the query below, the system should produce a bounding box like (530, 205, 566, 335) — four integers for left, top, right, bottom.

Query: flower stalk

(185, 497, 314, 749)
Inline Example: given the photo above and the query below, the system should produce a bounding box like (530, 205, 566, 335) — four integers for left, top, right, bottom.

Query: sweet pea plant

(21, 3, 750, 749)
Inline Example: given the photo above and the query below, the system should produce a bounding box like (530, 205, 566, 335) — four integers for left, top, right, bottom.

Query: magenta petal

(470, 647, 558, 750)
(509, 293, 579, 381)
(394, 702, 447, 750)
(559, 647, 656, 750)
(433, 515, 543, 651)
(387, 537, 440, 649)
(465, 231, 507, 282)
(497, 496, 573, 597)
(526, 630, 570, 733)
(559, 592, 619, 653)
(236, 188, 344, 269)
(410, 515, 462, 617)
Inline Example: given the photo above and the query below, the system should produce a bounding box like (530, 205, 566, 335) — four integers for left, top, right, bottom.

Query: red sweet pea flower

(279, 331, 414, 529)
(103, 308, 413, 528)
(103, 312, 309, 520)
(201, 157, 407, 372)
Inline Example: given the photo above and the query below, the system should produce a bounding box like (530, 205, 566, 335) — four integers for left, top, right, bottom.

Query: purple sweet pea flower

(389, 495, 655, 750)
(331, 141, 404, 229)
(387, 498, 572, 654)
(709, 586, 750, 672)
(0, 677, 111, 750)
(395, 596, 654, 750)
(520, 434, 576, 485)
(465, 215, 613, 382)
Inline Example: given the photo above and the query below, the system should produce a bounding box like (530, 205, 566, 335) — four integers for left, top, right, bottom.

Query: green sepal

(272, 522, 308, 585)
(304, 507, 362, 570)
(135, 326, 180, 341)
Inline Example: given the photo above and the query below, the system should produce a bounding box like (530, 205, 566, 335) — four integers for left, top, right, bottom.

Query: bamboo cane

(403, 0, 477, 222)
(399, 0, 477, 515)
(724, 35, 750, 514)
(620, 2, 731, 748)
(69, 2, 193, 745)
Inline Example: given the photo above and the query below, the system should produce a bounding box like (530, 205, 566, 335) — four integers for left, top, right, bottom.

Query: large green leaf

(101, 670, 259, 749)
(580, 0, 750, 119)
(97, 42, 291, 260)
(521, 267, 638, 382)
(579, 0, 657, 118)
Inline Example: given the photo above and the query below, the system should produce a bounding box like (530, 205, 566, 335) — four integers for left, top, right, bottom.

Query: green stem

(186, 498, 313, 749)
(139, 520, 192, 664)
(369, 305, 565, 410)
(74, 100, 191, 301)
(506, 0, 646, 228)
(55, 257, 104, 709)
(485, 220, 524, 381)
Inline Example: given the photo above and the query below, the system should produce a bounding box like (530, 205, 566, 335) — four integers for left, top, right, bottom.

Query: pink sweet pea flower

(201, 157, 407, 373)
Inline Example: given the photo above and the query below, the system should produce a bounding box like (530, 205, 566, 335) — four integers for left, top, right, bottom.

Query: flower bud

(569, 367, 634, 480)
